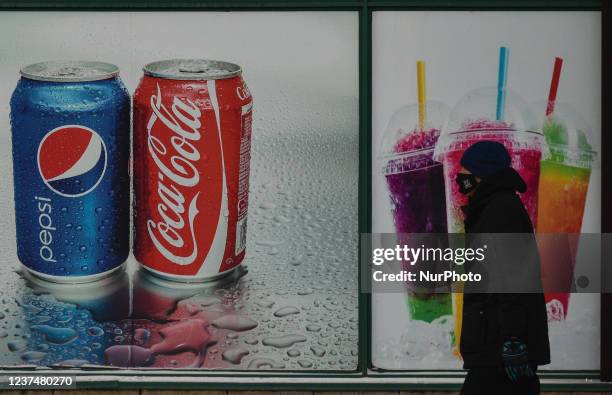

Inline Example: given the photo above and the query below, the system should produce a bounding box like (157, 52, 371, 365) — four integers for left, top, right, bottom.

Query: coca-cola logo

(146, 84, 202, 266)
(236, 84, 251, 101)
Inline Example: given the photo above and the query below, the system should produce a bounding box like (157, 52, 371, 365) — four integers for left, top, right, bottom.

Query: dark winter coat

(460, 167, 550, 368)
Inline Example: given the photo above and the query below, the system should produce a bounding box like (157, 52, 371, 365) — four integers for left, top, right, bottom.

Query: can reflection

(20, 268, 130, 367)
(132, 266, 247, 320)
(119, 267, 253, 369)
(24, 268, 130, 322)
(12, 266, 259, 369)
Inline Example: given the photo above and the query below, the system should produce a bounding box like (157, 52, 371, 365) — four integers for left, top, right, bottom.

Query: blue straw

(496, 46, 509, 121)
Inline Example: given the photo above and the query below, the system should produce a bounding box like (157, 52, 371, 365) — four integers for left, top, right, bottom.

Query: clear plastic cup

(533, 101, 598, 320)
(433, 87, 546, 233)
(380, 101, 452, 323)
(433, 87, 545, 355)
(380, 102, 450, 233)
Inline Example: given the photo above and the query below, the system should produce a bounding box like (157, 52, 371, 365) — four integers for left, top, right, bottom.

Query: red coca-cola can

(133, 59, 253, 281)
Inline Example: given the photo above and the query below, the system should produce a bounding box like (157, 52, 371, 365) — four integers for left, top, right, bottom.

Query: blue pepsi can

(10, 61, 130, 282)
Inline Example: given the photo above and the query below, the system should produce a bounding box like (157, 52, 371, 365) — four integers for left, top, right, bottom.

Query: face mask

(456, 173, 478, 195)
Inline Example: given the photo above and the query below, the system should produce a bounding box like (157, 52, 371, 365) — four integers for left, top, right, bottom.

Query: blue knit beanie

(460, 141, 511, 178)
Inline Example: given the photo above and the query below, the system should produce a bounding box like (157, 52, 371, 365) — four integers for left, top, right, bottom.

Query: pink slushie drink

(434, 88, 544, 232)
(433, 87, 545, 354)
(438, 120, 542, 232)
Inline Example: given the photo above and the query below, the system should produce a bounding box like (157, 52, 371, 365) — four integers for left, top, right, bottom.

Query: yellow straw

(417, 60, 426, 130)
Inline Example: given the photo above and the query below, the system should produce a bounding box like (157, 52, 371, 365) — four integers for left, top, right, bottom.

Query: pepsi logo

(37, 125, 107, 198)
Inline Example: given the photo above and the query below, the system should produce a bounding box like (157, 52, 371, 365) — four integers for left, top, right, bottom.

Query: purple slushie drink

(380, 103, 451, 322)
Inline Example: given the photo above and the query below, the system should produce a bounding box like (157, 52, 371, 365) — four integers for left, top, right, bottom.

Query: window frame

(0, 0, 609, 390)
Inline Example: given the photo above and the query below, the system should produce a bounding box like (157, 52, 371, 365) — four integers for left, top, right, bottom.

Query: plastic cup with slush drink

(379, 61, 452, 323)
(434, 99, 544, 232)
(534, 58, 597, 320)
(534, 58, 597, 321)
(433, 47, 546, 355)
(536, 108, 596, 320)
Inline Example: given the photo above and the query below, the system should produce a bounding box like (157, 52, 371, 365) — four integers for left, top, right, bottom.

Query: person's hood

(465, 167, 527, 214)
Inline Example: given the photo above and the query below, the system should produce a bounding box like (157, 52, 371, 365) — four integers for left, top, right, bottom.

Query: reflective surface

(0, 92, 359, 370)
(0, 253, 358, 370)
(0, 11, 359, 372)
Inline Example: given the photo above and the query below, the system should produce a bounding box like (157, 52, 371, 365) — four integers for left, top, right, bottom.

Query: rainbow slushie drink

(536, 104, 596, 321)
(381, 102, 452, 323)
(433, 85, 545, 354)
